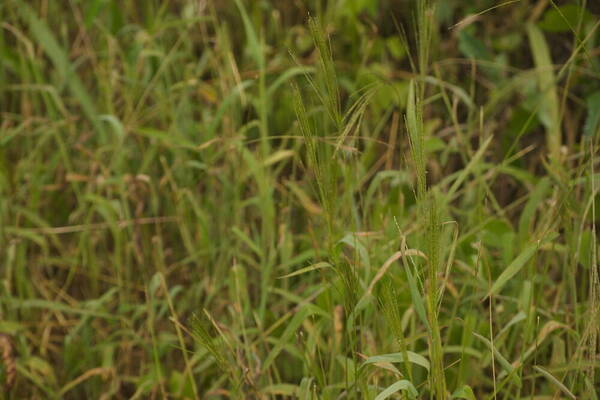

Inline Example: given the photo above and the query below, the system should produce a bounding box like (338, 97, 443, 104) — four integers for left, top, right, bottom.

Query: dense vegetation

(1, 0, 599, 398)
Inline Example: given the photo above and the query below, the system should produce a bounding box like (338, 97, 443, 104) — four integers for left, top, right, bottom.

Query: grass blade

(533, 365, 576, 400)
(361, 351, 430, 372)
(484, 232, 558, 298)
(527, 23, 561, 161)
(374, 380, 418, 400)
(277, 262, 332, 279)
(16, 2, 103, 137)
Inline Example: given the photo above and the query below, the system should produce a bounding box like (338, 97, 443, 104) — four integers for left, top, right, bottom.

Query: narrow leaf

(485, 232, 558, 298)
(533, 366, 576, 400)
(584, 91, 600, 138)
(473, 332, 521, 386)
(527, 23, 561, 159)
(374, 380, 418, 400)
(451, 385, 476, 400)
(277, 262, 332, 279)
(362, 351, 430, 372)
(262, 306, 314, 371)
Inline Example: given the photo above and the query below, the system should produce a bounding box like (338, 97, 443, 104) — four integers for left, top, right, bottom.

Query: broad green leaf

(539, 4, 594, 33)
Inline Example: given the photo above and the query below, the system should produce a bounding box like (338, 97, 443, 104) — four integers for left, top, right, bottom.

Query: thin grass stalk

(406, 1, 447, 398)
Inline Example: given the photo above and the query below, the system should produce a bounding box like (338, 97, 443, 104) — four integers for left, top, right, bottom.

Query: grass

(0, 0, 599, 398)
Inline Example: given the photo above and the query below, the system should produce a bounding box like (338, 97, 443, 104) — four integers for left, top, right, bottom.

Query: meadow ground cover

(0, 0, 599, 398)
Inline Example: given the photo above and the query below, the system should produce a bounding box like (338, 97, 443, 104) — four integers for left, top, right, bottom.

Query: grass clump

(0, 0, 599, 399)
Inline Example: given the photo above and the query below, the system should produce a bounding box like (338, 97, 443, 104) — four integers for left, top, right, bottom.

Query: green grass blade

(277, 262, 332, 279)
(451, 385, 476, 400)
(16, 2, 103, 137)
(473, 332, 521, 386)
(533, 365, 576, 400)
(374, 380, 418, 400)
(527, 23, 561, 161)
(485, 231, 559, 298)
(361, 351, 430, 372)
(262, 305, 314, 372)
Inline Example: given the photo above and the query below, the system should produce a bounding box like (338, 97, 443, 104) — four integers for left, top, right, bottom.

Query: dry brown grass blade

(0, 334, 16, 391)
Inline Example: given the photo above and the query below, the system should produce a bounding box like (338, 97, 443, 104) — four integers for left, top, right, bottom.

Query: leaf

(263, 150, 295, 167)
(364, 249, 427, 296)
(16, 2, 103, 136)
(404, 262, 431, 332)
(584, 91, 600, 138)
(497, 311, 527, 338)
(262, 305, 314, 371)
(285, 181, 322, 215)
(517, 177, 552, 243)
(0, 321, 25, 334)
(136, 127, 196, 150)
(277, 262, 332, 279)
(441, 346, 482, 358)
(3, 297, 118, 319)
(98, 114, 125, 139)
(207, 80, 254, 137)
(406, 80, 425, 196)
(387, 36, 406, 60)
(458, 30, 493, 61)
(338, 234, 370, 270)
(261, 384, 299, 396)
(231, 226, 263, 257)
(298, 377, 314, 400)
(452, 385, 476, 400)
(518, 321, 568, 366)
(361, 351, 430, 372)
(267, 66, 314, 97)
(473, 332, 521, 386)
(233, 0, 263, 68)
(539, 4, 594, 33)
(527, 23, 561, 159)
(484, 232, 558, 298)
(446, 135, 493, 200)
(374, 380, 418, 400)
(458, 30, 501, 81)
(533, 366, 576, 400)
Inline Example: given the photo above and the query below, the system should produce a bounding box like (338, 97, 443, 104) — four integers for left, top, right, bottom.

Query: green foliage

(538, 4, 595, 33)
(0, 0, 598, 399)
